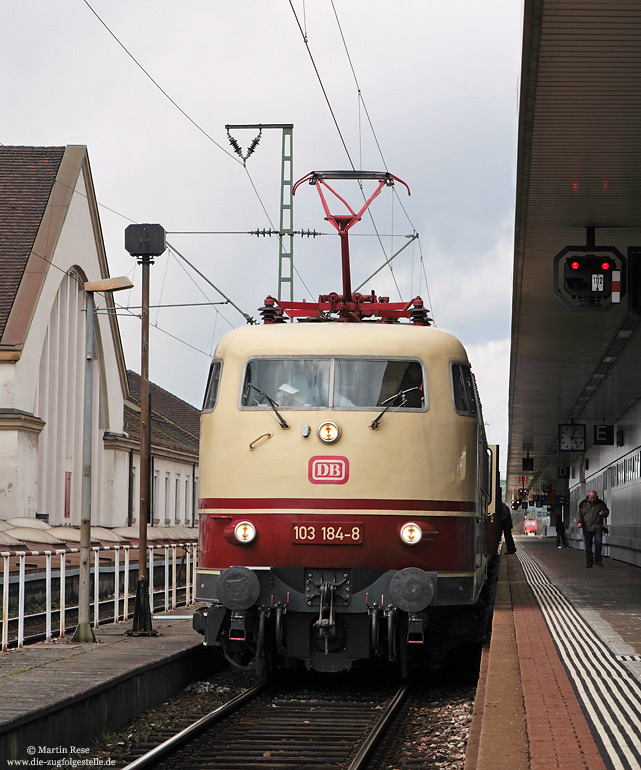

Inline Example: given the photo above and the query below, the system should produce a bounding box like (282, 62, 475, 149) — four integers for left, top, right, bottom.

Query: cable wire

(81, 0, 239, 164)
(288, 0, 355, 170)
(23, 244, 226, 360)
(288, 1, 416, 300)
(328, 1, 429, 303)
(167, 247, 237, 331)
(329, 0, 388, 173)
(81, 0, 278, 235)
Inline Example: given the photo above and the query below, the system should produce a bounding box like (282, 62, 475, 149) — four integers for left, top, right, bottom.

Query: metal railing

(1, 542, 198, 651)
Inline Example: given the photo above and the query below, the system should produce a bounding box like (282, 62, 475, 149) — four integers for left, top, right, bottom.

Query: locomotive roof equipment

(260, 170, 429, 326)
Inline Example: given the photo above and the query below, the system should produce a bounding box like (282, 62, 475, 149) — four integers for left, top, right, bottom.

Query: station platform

(466, 536, 641, 770)
(0, 605, 207, 766)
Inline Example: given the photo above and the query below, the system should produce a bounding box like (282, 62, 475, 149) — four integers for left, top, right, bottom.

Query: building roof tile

(126, 370, 200, 456)
(0, 146, 65, 340)
(127, 370, 201, 439)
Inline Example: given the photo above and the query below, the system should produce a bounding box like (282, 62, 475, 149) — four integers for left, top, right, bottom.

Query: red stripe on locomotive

(198, 512, 477, 572)
(199, 497, 476, 512)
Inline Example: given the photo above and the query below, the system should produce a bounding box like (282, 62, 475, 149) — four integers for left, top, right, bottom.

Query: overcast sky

(2, 1, 522, 469)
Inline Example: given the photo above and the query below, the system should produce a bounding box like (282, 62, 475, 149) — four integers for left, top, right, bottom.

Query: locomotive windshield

(241, 358, 426, 410)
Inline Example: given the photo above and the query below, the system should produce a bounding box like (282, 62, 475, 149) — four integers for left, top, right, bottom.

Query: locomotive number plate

(292, 522, 363, 544)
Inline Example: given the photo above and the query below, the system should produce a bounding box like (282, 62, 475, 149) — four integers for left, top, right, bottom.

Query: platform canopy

(508, 0, 641, 500)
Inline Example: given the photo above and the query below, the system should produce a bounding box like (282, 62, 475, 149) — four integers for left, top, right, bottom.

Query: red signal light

(601, 261, 611, 270)
(570, 260, 580, 270)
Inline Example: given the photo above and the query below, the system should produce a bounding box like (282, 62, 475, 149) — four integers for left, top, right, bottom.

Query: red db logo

(308, 456, 349, 484)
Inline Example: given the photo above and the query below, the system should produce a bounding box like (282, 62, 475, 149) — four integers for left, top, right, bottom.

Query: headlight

(234, 521, 257, 543)
(318, 421, 340, 443)
(400, 522, 422, 545)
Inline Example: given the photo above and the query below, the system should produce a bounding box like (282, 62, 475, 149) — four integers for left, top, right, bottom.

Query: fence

(1, 542, 198, 651)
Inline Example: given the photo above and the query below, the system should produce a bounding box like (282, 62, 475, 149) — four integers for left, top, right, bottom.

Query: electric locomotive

(193, 172, 499, 674)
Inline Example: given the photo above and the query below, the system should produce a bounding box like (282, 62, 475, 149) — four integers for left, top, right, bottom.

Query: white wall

(0, 160, 128, 525)
(130, 452, 197, 528)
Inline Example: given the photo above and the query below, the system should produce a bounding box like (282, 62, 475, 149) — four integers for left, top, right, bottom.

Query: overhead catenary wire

(166, 230, 409, 237)
(24, 245, 216, 359)
(19, 189, 235, 357)
(79, 1, 431, 326)
(353, 234, 419, 292)
(417, 237, 436, 324)
(329, 0, 388, 174)
(81, 0, 277, 236)
(288, 0, 356, 171)
(81, 0, 237, 164)
(288, 1, 423, 304)
(166, 246, 238, 332)
(48, 176, 256, 328)
(80, 1, 329, 316)
(327, 0, 420, 236)
(328, 1, 424, 299)
(167, 241, 256, 325)
(47, 179, 256, 329)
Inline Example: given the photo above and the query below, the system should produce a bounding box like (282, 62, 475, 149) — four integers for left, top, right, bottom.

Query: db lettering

(309, 456, 349, 484)
(316, 463, 342, 477)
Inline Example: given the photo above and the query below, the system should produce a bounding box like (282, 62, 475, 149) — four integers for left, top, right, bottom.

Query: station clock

(558, 423, 586, 452)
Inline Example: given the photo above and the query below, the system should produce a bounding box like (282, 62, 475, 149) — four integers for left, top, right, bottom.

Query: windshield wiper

(248, 383, 289, 429)
(369, 386, 420, 430)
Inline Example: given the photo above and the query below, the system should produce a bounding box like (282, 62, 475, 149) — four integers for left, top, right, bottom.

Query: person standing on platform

(576, 490, 609, 567)
(555, 511, 569, 548)
(499, 500, 517, 554)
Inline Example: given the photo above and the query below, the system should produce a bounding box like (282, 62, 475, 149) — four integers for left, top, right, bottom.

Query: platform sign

(594, 425, 614, 445)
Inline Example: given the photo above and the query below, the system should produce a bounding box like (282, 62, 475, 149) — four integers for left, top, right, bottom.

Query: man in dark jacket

(555, 509, 569, 548)
(576, 490, 609, 567)
(499, 501, 517, 554)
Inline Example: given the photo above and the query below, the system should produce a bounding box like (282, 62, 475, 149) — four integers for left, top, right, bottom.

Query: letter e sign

(593, 425, 614, 445)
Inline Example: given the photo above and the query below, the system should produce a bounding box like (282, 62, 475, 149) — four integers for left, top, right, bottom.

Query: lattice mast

(226, 123, 294, 302)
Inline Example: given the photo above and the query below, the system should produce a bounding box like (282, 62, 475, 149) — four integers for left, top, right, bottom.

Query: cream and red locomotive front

(193, 172, 499, 674)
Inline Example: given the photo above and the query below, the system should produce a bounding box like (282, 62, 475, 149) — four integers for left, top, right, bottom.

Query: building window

(164, 473, 171, 524)
(185, 477, 191, 523)
(152, 470, 159, 523)
(194, 476, 199, 526)
(64, 472, 72, 519)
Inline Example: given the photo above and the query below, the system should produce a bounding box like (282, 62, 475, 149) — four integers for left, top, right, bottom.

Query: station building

(0, 145, 199, 530)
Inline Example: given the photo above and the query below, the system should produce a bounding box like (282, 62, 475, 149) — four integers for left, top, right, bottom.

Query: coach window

(202, 360, 223, 412)
(451, 362, 478, 416)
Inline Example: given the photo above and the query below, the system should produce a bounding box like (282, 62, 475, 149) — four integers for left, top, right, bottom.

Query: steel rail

(348, 681, 410, 770)
(120, 679, 270, 770)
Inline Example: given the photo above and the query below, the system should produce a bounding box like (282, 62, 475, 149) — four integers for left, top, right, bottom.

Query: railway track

(120, 677, 410, 770)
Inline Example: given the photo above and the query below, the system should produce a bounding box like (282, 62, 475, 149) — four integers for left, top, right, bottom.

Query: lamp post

(125, 224, 166, 635)
(72, 275, 134, 643)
